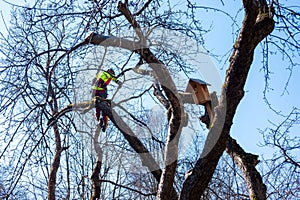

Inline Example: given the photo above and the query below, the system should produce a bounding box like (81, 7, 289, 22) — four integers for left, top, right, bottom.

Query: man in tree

(92, 68, 120, 131)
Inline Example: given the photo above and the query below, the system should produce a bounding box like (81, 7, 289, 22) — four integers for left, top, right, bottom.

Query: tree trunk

(48, 122, 62, 200)
(48, 76, 62, 200)
(180, 1, 274, 199)
(91, 126, 103, 200)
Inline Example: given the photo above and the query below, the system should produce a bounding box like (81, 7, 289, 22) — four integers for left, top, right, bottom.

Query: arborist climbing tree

(91, 68, 121, 131)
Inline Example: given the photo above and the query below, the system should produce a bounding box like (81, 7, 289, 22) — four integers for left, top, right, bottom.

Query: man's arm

(112, 77, 122, 85)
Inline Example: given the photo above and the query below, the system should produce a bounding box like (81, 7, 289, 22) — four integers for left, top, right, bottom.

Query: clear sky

(1, 0, 299, 159)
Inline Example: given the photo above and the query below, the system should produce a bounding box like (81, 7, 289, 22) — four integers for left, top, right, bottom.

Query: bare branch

(100, 179, 156, 197)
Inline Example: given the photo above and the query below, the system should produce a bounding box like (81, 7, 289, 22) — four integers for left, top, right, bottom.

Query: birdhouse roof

(189, 78, 211, 86)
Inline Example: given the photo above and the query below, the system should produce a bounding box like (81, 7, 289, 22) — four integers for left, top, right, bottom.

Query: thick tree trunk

(135, 49, 183, 200)
(156, 109, 184, 200)
(180, 1, 274, 199)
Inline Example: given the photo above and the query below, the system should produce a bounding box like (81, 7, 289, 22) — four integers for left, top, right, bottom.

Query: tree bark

(179, 1, 274, 199)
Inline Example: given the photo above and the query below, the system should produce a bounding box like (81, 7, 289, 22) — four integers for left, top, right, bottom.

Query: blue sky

(1, 0, 299, 159)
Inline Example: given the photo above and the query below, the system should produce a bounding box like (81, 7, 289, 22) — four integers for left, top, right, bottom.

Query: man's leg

(95, 108, 101, 121)
(101, 115, 108, 132)
(98, 90, 108, 131)
(92, 90, 101, 121)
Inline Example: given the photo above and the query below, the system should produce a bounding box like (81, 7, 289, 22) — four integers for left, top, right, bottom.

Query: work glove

(116, 80, 122, 85)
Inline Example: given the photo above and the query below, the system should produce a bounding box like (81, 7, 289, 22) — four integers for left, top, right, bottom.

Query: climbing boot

(99, 118, 107, 132)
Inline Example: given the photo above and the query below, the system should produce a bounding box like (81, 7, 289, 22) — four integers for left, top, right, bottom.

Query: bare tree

(0, 0, 299, 200)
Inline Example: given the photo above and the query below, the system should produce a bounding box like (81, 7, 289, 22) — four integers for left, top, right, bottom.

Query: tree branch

(227, 138, 266, 200)
(134, 0, 152, 16)
(117, 1, 147, 45)
(100, 179, 156, 197)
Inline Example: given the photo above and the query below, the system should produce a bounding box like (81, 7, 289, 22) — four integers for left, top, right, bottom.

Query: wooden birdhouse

(185, 78, 212, 123)
(185, 78, 211, 105)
